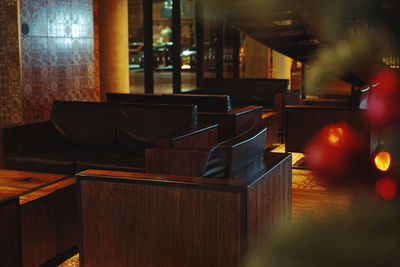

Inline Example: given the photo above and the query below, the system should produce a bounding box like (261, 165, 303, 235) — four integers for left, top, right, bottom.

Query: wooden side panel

(262, 112, 278, 148)
(0, 198, 21, 267)
(20, 183, 78, 267)
(247, 156, 292, 249)
(274, 93, 284, 130)
(171, 126, 218, 149)
(80, 180, 242, 267)
(198, 114, 235, 141)
(198, 107, 262, 142)
(286, 107, 370, 153)
(235, 108, 262, 136)
(145, 148, 210, 176)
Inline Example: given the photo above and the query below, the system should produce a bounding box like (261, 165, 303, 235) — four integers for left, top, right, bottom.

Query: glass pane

(180, 0, 196, 91)
(241, 33, 269, 78)
(203, 15, 217, 78)
(239, 32, 246, 78)
(128, 0, 145, 93)
(223, 22, 234, 78)
(153, 0, 173, 94)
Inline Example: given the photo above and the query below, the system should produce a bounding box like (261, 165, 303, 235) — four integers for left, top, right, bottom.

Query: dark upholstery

(201, 125, 266, 179)
(116, 103, 197, 148)
(51, 100, 118, 145)
(107, 92, 232, 113)
(4, 100, 198, 174)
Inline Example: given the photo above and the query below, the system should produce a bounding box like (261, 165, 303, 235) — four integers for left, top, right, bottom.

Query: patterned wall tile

(48, 37, 73, 66)
(0, 0, 22, 124)
(72, 0, 94, 38)
(0, 67, 9, 97)
(48, 0, 72, 37)
(20, 0, 48, 37)
(93, 0, 100, 93)
(21, 36, 49, 67)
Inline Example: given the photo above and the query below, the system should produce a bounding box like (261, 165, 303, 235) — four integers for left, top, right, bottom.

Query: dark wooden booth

(285, 105, 379, 154)
(196, 78, 301, 134)
(77, 152, 292, 267)
(107, 92, 264, 143)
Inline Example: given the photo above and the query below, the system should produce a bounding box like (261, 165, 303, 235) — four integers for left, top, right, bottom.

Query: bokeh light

(365, 69, 400, 129)
(374, 151, 391, 172)
(375, 177, 397, 200)
(328, 127, 344, 147)
(305, 122, 367, 187)
(371, 69, 398, 95)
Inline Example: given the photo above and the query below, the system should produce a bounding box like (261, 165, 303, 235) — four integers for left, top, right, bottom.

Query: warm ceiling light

(374, 151, 391, 172)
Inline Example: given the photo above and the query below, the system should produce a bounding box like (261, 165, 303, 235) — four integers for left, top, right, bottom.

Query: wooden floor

(59, 144, 351, 267)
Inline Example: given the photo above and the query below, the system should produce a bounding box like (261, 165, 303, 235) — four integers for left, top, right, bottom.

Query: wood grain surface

(0, 197, 21, 267)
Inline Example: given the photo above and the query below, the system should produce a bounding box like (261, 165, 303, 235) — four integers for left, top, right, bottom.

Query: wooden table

(0, 170, 77, 267)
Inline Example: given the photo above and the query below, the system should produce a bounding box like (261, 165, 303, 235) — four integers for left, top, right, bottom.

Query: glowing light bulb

(374, 151, 391, 172)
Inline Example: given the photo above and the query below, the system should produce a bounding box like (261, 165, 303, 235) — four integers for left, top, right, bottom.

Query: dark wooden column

(232, 28, 240, 79)
(143, 0, 154, 93)
(195, 0, 204, 89)
(172, 0, 181, 93)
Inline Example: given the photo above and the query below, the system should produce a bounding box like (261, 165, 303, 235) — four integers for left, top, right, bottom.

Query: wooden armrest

(145, 147, 211, 177)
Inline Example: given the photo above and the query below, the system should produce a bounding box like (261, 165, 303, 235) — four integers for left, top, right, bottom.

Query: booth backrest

(243, 79, 290, 106)
(107, 93, 231, 113)
(116, 103, 197, 148)
(51, 100, 118, 146)
(107, 93, 164, 105)
(51, 100, 197, 149)
(202, 78, 289, 106)
(201, 125, 266, 179)
(163, 94, 231, 112)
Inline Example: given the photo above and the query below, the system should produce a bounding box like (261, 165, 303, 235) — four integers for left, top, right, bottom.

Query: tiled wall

(93, 0, 99, 93)
(20, 0, 99, 122)
(0, 0, 23, 124)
